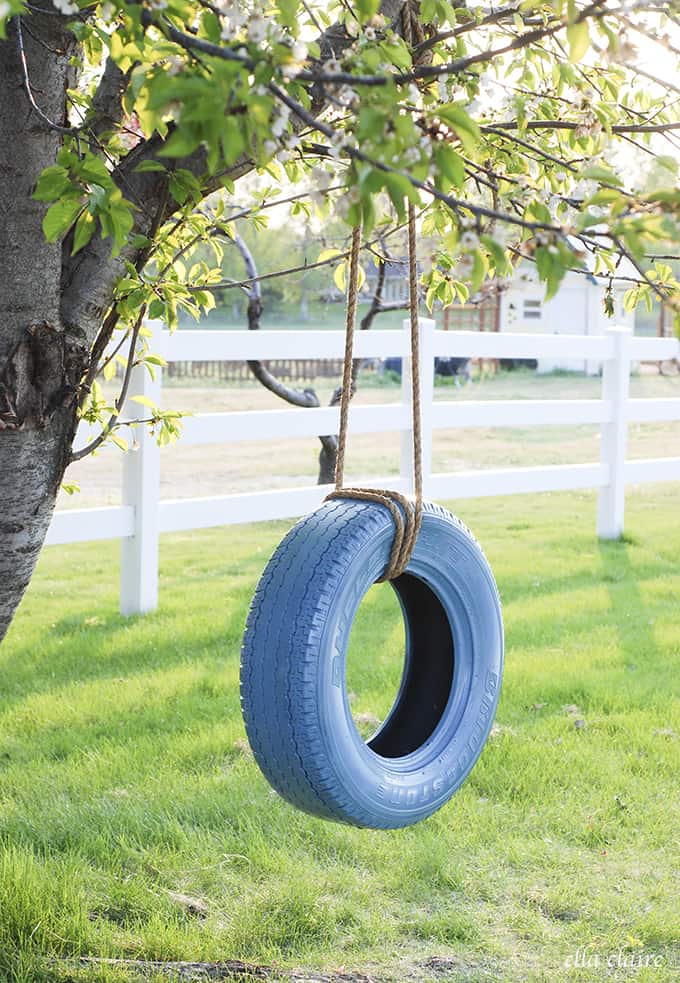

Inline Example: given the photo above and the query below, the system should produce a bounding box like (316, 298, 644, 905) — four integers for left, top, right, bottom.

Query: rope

(326, 205, 423, 582)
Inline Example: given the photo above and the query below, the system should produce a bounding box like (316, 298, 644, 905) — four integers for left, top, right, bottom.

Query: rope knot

(325, 487, 422, 581)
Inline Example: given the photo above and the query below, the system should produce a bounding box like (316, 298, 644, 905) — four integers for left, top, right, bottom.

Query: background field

(1, 484, 679, 982)
(59, 367, 680, 509)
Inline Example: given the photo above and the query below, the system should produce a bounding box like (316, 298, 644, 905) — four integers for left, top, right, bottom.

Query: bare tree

(231, 233, 408, 484)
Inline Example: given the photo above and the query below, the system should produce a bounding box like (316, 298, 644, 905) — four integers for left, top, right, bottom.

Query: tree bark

(0, 14, 85, 642)
(0, 0, 411, 644)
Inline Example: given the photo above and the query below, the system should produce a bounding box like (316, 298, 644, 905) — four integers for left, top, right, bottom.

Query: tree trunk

(0, 16, 85, 642)
(317, 437, 338, 485)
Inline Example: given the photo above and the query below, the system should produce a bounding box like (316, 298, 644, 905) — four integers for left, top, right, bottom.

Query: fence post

(597, 326, 631, 539)
(120, 323, 162, 615)
(401, 317, 436, 497)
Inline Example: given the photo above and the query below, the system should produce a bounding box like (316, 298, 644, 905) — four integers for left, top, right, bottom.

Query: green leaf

(333, 259, 365, 293)
(434, 145, 466, 190)
(133, 160, 168, 174)
(334, 261, 347, 294)
(317, 248, 344, 263)
(355, 0, 380, 23)
(159, 127, 203, 158)
(110, 433, 129, 452)
(436, 104, 480, 154)
(78, 156, 112, 186)
(656, 155, 679, 177)
(276, 0, 298, 27)
(567, 21, 590, 62)
(581, 165, 623, 187)
(221, 116, 245, 167)
(43, 197, 83, 242)
(481, 234, 511, 276)
(168, 169, 202, 206)
(71, 210, 96, 255)
(33, 165, 71, 202)
(131, 394, 157, 409)
(107, 202, 135, 254)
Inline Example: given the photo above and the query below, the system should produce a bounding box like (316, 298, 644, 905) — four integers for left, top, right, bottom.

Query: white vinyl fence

(46, 322, 680, 615)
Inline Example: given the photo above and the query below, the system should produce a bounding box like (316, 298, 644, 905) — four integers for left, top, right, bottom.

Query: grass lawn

(1, 486, 679, 982)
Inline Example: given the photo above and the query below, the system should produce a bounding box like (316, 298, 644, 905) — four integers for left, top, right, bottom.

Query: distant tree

(1, 0, 679, 640)
(231, 230, 408, 484)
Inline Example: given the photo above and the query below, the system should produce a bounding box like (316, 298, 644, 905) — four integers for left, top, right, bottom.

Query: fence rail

(48, 322, 680, 615)
(164, 357, 346, 382)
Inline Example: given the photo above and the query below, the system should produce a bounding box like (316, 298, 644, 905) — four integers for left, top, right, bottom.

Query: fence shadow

(597, 537, 660, 674)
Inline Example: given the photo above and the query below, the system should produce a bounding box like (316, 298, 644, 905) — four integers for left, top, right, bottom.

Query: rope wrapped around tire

(240, 498, 503, 829)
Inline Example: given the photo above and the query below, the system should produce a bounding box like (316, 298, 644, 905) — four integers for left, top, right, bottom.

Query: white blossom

(328, 130, 345, 160)
(53, 0, 78, 14)
(219, 5, 246, 41)
(311, 166, 332, 189)
(345, 16, 360, 37)
(216, 0, 244, 18)
(248, 13, 267, 43)
(166, 56, 184, 77)
(292, 41, 307, 62)
(336, 195, 351, 219)
(271, 113, 289, 138)
(336, 85, 358, 109)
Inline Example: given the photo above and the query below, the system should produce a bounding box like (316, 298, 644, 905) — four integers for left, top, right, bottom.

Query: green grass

(1, 487, 679, 982)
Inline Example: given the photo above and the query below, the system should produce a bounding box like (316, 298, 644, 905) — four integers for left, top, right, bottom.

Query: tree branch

(58, 0, 404, 347)
(88, 57, 132, 144)
(233, 235, 321, 410)
(69, 305, 146, 463)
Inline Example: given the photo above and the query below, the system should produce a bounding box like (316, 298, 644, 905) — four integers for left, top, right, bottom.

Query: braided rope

(326, 206, 422, 581)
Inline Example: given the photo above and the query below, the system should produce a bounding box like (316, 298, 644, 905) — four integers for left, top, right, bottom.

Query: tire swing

(240, 204, 504, 829)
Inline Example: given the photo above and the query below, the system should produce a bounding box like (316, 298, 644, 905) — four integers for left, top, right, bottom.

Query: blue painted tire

(240, 499, 503, 829)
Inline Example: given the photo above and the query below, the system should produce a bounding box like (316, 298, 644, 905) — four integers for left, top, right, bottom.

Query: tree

(0, 0, 679, 643)
(231, 230, 409, 484)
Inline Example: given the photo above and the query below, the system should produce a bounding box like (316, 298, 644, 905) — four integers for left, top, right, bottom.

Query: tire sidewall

(314, 504, 503, 826)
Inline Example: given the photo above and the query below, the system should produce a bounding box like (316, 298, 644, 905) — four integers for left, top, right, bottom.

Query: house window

(523, 299, 542, 320)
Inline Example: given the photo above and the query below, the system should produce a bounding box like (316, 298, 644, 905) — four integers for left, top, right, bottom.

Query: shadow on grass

(598, 537, 660, 674)
(0, 597, 252, 720)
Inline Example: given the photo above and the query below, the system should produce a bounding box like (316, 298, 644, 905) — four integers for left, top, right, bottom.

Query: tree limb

(58, 0, 404, 347)
(88, 57, 132, 143)
(233, 234, 321, 410)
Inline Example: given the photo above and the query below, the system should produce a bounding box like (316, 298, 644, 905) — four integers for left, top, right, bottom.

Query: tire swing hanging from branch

(239, 197, 504, 829)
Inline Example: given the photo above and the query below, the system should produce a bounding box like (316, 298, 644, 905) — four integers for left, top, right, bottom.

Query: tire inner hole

(345, 574, 455, 759)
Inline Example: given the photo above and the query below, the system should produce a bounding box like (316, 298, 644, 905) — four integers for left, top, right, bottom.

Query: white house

(499, 259, 635, 374)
